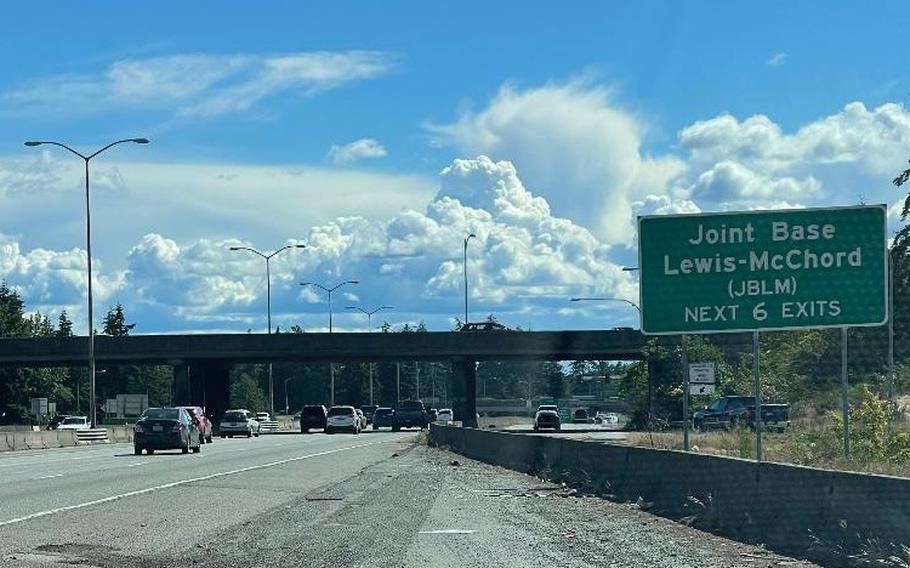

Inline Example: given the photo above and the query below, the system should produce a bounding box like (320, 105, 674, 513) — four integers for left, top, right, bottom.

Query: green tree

(102, 303, 135, 336)
(231, 372, 268, 412)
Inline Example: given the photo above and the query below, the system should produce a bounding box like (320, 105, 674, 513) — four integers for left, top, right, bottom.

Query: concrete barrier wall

(429, 425, 910, 560)
(0, 428, 127, 452)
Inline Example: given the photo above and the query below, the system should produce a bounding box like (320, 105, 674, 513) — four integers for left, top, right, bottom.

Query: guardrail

(74, 429, 109, 442)
(259, 421, 279, 433)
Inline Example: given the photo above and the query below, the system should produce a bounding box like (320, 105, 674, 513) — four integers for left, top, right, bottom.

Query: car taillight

(172, 423, 184, 432)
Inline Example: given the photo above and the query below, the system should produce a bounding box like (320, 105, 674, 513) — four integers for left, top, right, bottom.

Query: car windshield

(3, 6, 905, 563)
(142, 408, 179, 420)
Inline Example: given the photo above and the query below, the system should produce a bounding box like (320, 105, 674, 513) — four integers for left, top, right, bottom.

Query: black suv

(393, 400, 428, 431)
(299, 405, 328, 433)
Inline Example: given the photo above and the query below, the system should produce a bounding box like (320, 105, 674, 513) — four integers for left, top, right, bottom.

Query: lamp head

(132, 138, 150, 144)
(24, 141, 42, 147)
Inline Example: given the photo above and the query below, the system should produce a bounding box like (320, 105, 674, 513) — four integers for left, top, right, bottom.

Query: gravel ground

(0, 438, 821, 567)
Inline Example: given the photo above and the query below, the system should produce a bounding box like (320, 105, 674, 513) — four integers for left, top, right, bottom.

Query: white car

(595, 412, 619, 426)
(354, 409, 367, 430)
(57, 416, 90, 430)
(220, 409, 261, 438)
(436, 409, 453, 424)
(255, 412, 271, 423)
(325, 406, 361, 434)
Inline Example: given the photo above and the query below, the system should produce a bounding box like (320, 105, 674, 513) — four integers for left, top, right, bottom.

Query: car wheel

(206, 435, 213, 443)
(254, 429, 260, 437)
(134, 446, 142, 455)
(392, 426, 400, 432)
(199, 433, 205, 446)
(220, 434, 226, 439)
(302, 428, 309, 434)
(147, 448, 155, 455)
(192, 443, 201, 453)
(325, 427, 333, 434)
(247, 429, 253, 438)
(182, 444, 190, 454)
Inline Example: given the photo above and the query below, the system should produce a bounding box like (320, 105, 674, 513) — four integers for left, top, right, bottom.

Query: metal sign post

(681, 335, 689, 452)
(842, 327, 850, 459)
(753, 330, 762, 461)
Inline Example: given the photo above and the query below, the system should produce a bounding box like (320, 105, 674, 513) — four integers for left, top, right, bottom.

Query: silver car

(219, 409, 261, 438)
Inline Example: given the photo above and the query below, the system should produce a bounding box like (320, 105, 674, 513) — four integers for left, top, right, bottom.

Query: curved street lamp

(301, 280, 359, 407)
(300, 280, 359, 333)
(230, 243, 306, 416)
(346, 305, 394, 405)
(24, 138, 149, 427)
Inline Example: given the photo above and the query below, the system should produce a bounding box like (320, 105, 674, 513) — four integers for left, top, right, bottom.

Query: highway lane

(0, 432, 820, 567)
(0, 431, 410, 526)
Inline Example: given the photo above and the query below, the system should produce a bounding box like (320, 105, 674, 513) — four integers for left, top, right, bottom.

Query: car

(693, 396, 791, 432)
(534, 405, 561, 431)
(594, 412, 619, 426)
(572, 409, 591, 424)
(393, 400, 428, 431)
(178, 405, 213, 444)
(372, 407, 395, 430)
(355, 408, 367, 430)
(134, 407, 201, 455)
(255, 412, 271, 423)
(56, 416, 90, 430)
(426, 408, 438, 423)
(219, 409, 261, 438)
(299, 405, 327, 433)
(436, 408, 453, 424)
(326, 406, 360, 434)
(48, 414, 72, 430)
(360, 405, 378, 424)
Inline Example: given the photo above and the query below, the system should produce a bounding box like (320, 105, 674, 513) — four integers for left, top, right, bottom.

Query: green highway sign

(638, 205, 887, 335)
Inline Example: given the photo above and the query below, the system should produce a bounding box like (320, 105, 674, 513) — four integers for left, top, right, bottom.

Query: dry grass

(625, 429, 910, 478)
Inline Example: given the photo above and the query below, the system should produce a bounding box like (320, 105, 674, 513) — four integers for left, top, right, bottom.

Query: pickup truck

(692, 396, 790, 432)
(393, 400, 428, 431)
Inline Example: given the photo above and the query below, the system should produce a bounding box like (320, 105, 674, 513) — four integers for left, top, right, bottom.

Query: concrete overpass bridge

(0, 330, 750, 426)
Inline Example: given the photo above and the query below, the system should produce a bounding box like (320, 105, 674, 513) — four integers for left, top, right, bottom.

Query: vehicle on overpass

(134, 407, 201, 455)
(299, 405, 327, 433)
(326, 406, 361, 434)
(372, 407, 395, 430)
(56, 416, 89, 431)
(255, 411, 271, 423)
(178, 405, 212, 444)
(534, 405, 561, 431)
(219, 409, 261, 438)
(692, 396, 791, 432)
(393, 400, 428, 431)
(436, 408, 453, 425)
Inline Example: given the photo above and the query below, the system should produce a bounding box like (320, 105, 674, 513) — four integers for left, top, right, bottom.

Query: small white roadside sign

(689, 362, 716, 385)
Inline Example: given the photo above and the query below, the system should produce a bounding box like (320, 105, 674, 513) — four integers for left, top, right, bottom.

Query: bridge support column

(188, 361, 231, 424)
(452, 359, 477, 428)
(173, 364, 191, 405)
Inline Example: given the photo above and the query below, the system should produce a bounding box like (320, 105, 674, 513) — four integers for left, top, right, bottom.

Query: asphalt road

(0, 431, 819, 567)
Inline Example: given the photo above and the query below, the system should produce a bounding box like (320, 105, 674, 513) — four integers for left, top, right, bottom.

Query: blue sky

(0, 2, 908, 334)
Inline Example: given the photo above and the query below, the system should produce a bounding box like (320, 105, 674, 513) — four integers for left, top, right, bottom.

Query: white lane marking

(126, 463, 146, 468)
(33, 474, 63, 480)
(418, 529, 478, 534)
(0, 437, 403, 528)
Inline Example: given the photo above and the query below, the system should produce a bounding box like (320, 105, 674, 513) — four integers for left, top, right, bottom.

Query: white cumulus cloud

(327, 138, 388, 164)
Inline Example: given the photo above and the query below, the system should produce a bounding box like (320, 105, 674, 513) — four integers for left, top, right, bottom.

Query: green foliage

(230, 372, 268, 412)
(102, 303, 135, 336)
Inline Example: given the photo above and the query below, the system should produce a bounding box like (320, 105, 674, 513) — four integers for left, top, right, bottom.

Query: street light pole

(25, 138, 149, 428)
(346, 305, 394, 406)
(230, 243, 306, 416)
(284, 377, 293, 415)
(463, 233, 476, 325)
(302, 280, 359, 406)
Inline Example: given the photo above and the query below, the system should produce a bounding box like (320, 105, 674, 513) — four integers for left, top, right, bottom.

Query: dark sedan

(134, 407, 202, 455)
(372, 407, 395, 430)
(300, 405, 328, 433)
